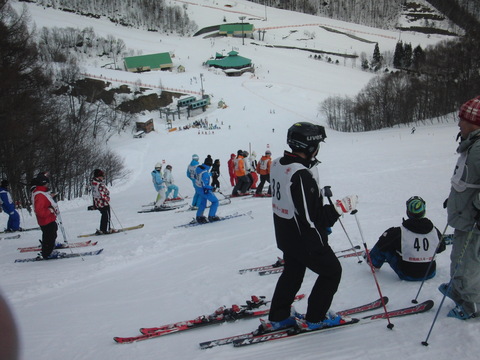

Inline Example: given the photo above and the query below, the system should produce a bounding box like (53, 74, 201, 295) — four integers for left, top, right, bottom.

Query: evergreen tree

(403, 42, 413, 68)
(412, 45, 425, 69)
(361, 58, 369, 70)
(393, 41, 404, 69)
(371, 43, 383, 71)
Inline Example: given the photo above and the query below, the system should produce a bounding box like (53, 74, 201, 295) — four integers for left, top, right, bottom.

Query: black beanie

(204, 155, 213, 166)
(93, 169, 104, 178)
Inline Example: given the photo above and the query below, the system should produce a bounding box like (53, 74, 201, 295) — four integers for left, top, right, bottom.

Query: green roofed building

(206, 50, 252, 73)
(219, 23, 254, 37)
(124, 52, 173, 73)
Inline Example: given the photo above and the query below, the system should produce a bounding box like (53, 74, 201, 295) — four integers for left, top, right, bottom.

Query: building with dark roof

(205, 51, 254, 76)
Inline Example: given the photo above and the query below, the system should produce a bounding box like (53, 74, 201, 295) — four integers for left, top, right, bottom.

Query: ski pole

(411, 223, 449, 304)
(421, 224, 475, 346)
(51, 193, 69, 245)
(351, 209, 394, 329)
(218, 190, 229, 200)
(56, 210, 69, 244)
(220, 173, 230, 190)
(110, 205, 124, 231)
(19, 206, 26, 228)
(55, 208, 82, 258)
(48, 191, 82, 257)
(323, 186, 363, 263)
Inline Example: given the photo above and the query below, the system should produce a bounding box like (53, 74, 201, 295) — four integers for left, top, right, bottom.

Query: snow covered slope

(1, 1, 477, 360)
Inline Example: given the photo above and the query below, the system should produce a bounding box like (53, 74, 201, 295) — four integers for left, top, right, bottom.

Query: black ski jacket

(272, 152, 340, 257)
(375, 217, 446, 278)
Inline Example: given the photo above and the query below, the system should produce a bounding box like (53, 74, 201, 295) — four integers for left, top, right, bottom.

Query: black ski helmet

(287, 122, 326, 155)
(406, 196, 426, 219)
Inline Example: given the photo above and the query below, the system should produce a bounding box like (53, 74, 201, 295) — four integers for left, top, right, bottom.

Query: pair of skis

(0, 234, 21, 241)
(113, 294, 304, 344)
(17, 240, 98, 252)
(14, 248, 104, 263)
(138, 204, 187, 213)
(174, 198, 232, 213)
(0, 226, 40, 235)
(238, 246, 365, 276)
(174, 211, 252, 228)
(201, 299, 434, 349)
(113, 294, 433, 347)
(77, 224, 144, 238)
(141, 197, 188, 207)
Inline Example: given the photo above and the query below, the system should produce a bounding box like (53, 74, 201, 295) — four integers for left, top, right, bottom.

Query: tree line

(321, 34, 480, 132)
(20, 0, 198, 35)
(249, 0, 479, 33)
(0, 1, 129, 209)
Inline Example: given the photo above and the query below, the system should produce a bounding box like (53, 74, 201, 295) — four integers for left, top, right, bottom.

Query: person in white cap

(151, 163, 166, 209)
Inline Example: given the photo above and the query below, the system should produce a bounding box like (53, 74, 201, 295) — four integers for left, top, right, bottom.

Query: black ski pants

(98, 205, 111, 233)
(232, 175, 250, 195)
(41, 221, 58, 259)
(268, 246, 342, 323)
(256, 174, 271, 194)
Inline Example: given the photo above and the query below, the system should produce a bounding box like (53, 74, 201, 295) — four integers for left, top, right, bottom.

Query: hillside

(1, 1, 478, 360)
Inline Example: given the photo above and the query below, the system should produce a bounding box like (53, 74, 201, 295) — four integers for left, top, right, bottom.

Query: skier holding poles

(194, 155, 219, 223)
(91, 169, 114, 234)
(30, 172, 59, 259)
(187, 154, 201, 209)
(264, 122, 358, 332)
(440, 95, 480, 320)
(422, 96, 480, 346)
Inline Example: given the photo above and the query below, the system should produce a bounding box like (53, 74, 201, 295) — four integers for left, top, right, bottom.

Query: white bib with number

(270, 159, 320, 219)
(400, 226, 439, 263)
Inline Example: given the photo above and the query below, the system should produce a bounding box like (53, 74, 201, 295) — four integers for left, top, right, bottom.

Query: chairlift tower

(239, 16, 246, 45)
(200, 73, 205, 98)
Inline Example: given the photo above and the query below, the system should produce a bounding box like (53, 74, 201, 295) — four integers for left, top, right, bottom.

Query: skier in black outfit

(368, 196, 445, 281)
(211, 159, 220, 192)
(266, 122, 358, 331)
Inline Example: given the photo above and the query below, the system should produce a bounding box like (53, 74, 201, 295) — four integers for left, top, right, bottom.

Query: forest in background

(0, 1, 130, 209)
(1, 0, 480, 206)
(250, 0, 479, 33)
(19, 0, 197, 34)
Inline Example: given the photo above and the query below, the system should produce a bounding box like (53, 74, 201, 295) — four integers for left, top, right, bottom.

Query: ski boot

(295, 310, 347, 332)
(447, 305, 477, 320)
(196, 216, 208, 224)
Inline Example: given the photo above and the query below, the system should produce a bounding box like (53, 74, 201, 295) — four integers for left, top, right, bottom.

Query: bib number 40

(414, 237, 429, 252)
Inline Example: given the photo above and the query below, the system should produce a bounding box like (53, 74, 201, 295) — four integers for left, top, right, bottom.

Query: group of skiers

(264, 95, 480, 334)
(0, 169, 114, 260)
(228, 149, 272, 197)
(181, 150, 273, 223)
(151, 163, 180, 209)
(3, 95, 480, 325)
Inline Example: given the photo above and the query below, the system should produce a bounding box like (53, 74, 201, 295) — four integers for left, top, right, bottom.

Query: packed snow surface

(1, 1, 478, 359)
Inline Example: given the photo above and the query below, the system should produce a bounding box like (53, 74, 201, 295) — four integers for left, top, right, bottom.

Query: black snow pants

(268, 246, 342, 323)
(41, 221, 58, 259)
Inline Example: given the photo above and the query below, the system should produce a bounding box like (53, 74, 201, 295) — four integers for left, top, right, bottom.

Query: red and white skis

(18, 240, 98, 253)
